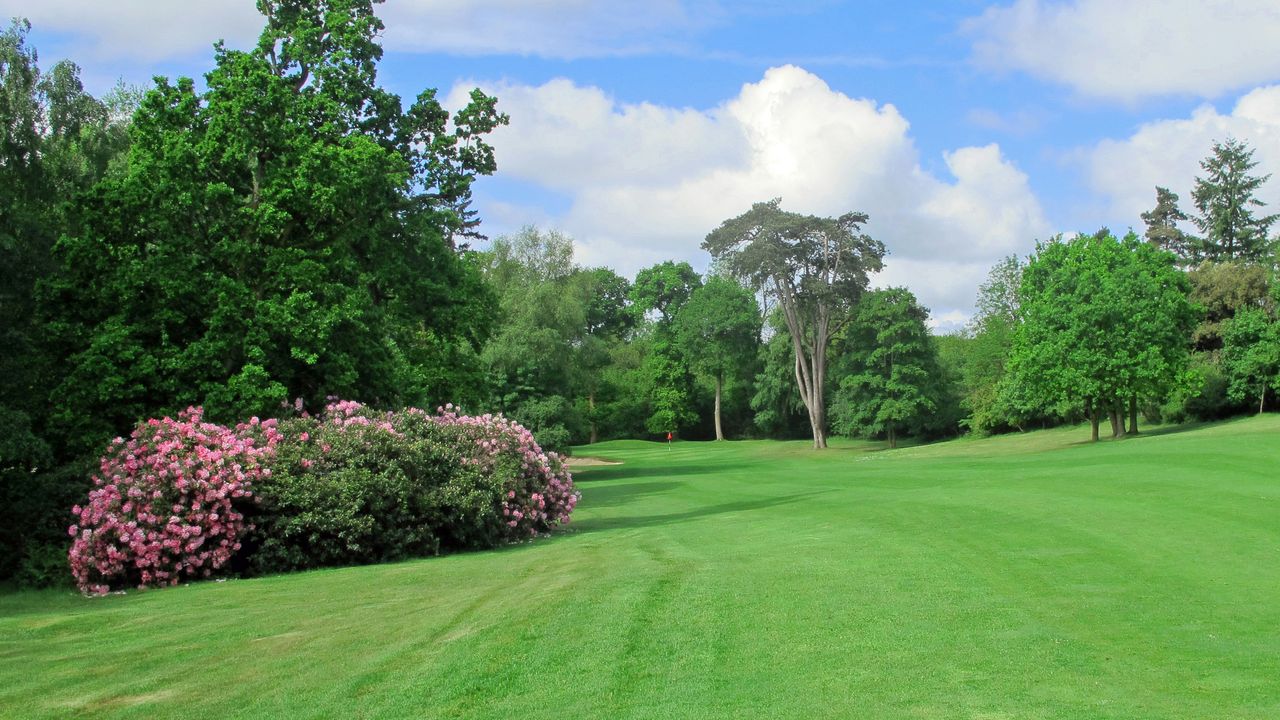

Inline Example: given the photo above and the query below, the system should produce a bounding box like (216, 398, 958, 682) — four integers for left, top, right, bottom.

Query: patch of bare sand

(565, 457, 622, 467)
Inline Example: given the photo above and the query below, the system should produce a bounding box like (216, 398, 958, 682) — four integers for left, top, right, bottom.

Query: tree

(703, 199, 885, 448)
(571, 268, 633, 444)
(959, 256, 1027, 434)
(43, 0, 504, 454)
(631, 260, 702, 324)
(750, 313, 810, 439)
(0, 21, 141, 585)
(1221, 307, 1280, 414)
(478, 228, 584, 449)
(674, 276, 761, 440)
(630, 261, 702, 438)
(1007, 231, 1196, 441)
(1192, 139, 1278, 263)
(831, 288, 946, 448)
(1187, 261, 1273, 352)
(1141, 186, 1197, 263)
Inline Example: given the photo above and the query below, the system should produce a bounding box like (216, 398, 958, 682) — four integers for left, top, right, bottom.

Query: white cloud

(966, 0, 1280, 101)
(0, 0, 261, 62)
(454, 66, 1051, 322)
(1085, 85, 1280, 228)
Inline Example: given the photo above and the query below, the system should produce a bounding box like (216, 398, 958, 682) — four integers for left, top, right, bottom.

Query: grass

(2, 416, 1279, 719)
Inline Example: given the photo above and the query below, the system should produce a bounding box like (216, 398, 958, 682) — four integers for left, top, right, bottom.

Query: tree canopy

(703, 199, 885, 448)
(674, 276, 761, 440)
(42, 0, 505, 453)
(1192, 138, 1277, 263)
(1007, 231, 1196, 440)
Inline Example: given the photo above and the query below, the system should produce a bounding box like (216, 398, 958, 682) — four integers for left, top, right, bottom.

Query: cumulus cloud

(1085, 85, 1280, 228)
(0, 0, 261, 61)
(966, 0, 1280, 101)
(454, 66, 1051, 322)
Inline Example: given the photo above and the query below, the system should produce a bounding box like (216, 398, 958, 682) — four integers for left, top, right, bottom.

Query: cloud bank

(967, 0, 1280, 101)
(455, 66, 1052, 324)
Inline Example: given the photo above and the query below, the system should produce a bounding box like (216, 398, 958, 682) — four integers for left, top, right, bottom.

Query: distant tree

(1186, 261, 1272, 351)
(630, 261, 702, 438)
(479, 228, 586, 448)
(750, 314, 809, 439)
(1192, 139, 1278, 262)
(1141, 186, 1197, 263)
(570, 267, 633, 444)
(674, 276, 761, 440)
(947, 255, 1033, 435)
(831, 288, 945, 448)
(1221, 307, 1279, 414)
(1008, 232, 1196, 441)
(703, 199, 885, 449)
(631, 260, 702, 324)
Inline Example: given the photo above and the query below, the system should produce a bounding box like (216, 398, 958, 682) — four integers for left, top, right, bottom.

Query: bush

(66, 401, 580, 592)
(429, 405, 579, 541)
(243, 401, 579, 575)
(243, 403, 458, 574)
(68, 408, 277, 595)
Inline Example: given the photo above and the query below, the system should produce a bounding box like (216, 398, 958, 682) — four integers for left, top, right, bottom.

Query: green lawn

(2, 417, 1279, 719)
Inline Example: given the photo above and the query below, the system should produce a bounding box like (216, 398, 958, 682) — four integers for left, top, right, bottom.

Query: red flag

(666, 432, 673, 441)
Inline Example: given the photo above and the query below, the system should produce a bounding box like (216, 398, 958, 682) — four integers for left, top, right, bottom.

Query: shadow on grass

(571, 461, 753, 482)
(580, 481, 684, 509)
(1057, 420, 1220, 448)
(571, 490, 829, 534)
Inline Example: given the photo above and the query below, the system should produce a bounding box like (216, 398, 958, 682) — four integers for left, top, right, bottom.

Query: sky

(9, 0, 1280, 331)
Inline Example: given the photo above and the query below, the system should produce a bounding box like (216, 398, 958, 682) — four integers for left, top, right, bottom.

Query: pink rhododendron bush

(68, 408, 279, 595)
(69, 401, 578, 594)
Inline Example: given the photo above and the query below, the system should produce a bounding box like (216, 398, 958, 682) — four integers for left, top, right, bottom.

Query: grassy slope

(1, 416, 1278, 719)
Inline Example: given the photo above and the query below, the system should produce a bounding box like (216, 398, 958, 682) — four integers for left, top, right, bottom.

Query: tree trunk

(1087, 398, 1099, 442)
(714, 373, 725, 441)
(1128, 395, 1139, 435)
(887, 424, 896, 449)
(791, 334, 828, 449)
(588, 390, 598, 445)
(1261, 380, 1267, 415)
(1109, 400, 1125, 438)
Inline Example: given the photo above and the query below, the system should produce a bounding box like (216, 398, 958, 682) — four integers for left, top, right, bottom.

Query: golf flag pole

(667, 431, 672, 450)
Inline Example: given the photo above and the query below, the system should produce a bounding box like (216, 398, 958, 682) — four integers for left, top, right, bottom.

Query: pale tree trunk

(1261, 380, 1267, 415)
(786, 306, 828, 449)
(588, 390, 598, 445)
(714, 373, 725, 441)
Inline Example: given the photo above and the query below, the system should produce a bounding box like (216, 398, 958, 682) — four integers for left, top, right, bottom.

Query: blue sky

(10, 0, 1280, 329)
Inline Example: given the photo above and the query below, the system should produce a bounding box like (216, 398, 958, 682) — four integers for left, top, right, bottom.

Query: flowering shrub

(427, 404, 578, 543)
(68, 401, 579, 591)
(243, 402, 457, 573)
(245, 401, 578, 574)
(67, 408, 279, 595)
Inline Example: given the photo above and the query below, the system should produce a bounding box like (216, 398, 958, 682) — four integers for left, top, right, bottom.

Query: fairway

(2, 417, 1279, 719)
